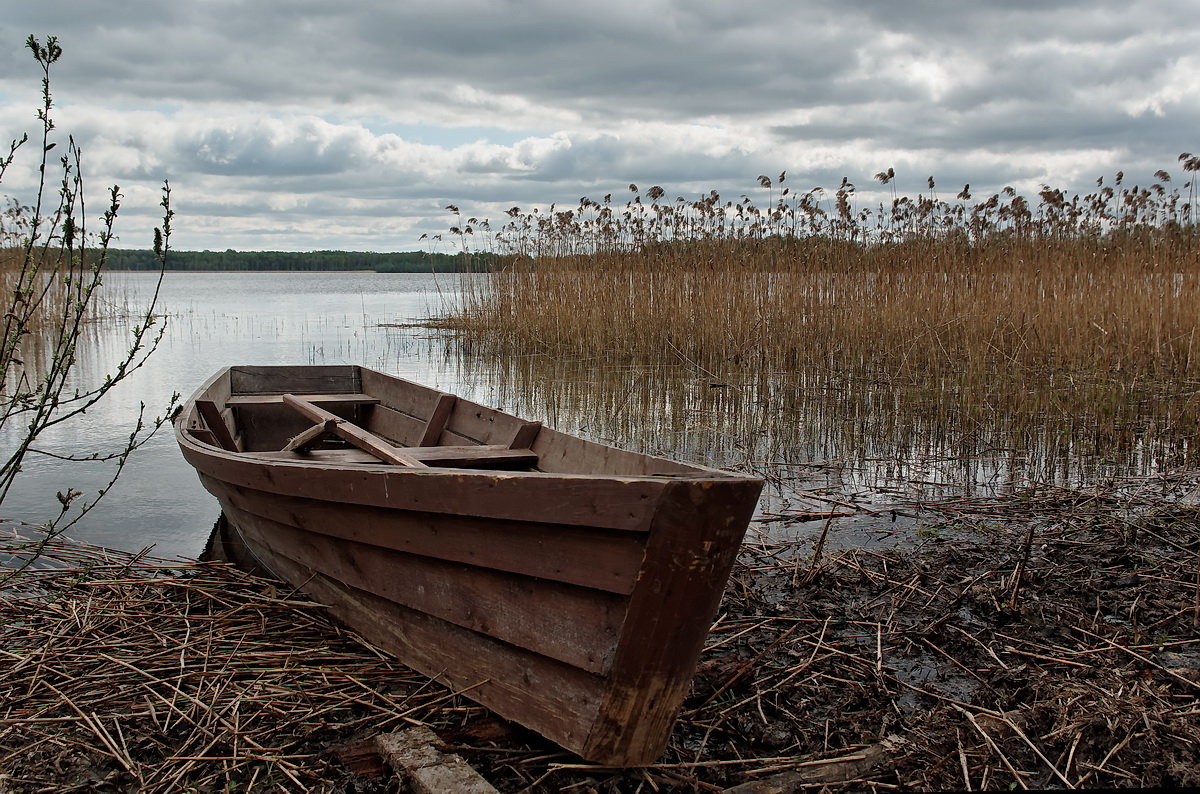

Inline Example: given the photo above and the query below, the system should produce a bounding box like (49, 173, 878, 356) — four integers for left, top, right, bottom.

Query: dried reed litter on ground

(3, 472, 1200, 792)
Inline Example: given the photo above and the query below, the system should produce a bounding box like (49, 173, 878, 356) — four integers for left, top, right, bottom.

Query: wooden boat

(175, 365, 763, 765)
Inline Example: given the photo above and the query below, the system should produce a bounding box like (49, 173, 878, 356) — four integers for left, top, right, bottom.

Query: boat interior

(182, 365, 705, 476)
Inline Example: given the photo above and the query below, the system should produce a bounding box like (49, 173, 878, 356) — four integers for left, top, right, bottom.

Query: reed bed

(435, 346, 1192, 498)
(0, 198, 101, 326)
(0, 201, 140, 395)
(5, 469, 1200, 790)
(441, 165, 1200, 469)
(0, 530, 463, 792)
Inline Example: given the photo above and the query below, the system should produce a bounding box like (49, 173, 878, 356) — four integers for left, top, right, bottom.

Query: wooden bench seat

(226, 392, 380, 407)
(247, 445, 539, 469)
(218, 393, 542, 471)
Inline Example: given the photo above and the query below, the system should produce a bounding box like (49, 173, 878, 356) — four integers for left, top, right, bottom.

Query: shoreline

(3, 475, 1198, 791)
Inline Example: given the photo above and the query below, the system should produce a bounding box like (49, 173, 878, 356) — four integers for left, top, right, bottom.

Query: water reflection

(2, 270, 1190, 561)
(0, 272, 482, 559)
(437, 341, 1195, 509)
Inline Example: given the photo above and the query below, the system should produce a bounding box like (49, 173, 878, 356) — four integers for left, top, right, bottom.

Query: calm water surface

(1, 271, 498, 559)
(4, 270, 1176, 560)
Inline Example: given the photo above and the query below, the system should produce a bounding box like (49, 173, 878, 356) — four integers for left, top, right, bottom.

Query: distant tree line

(103, 249, 493, 272)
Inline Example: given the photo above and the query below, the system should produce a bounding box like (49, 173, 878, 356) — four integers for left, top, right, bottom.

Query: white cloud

(0, 1, 1196, 250)
(1123, 55, 1200, 118)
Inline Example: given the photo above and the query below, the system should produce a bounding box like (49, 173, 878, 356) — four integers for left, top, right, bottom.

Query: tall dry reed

(443, 163, 1200, 467)
(0, 201, 73, 340)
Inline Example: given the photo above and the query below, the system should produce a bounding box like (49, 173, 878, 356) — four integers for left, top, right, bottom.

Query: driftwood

(375, 727, 498, 794)
(722, 737, 905, 793)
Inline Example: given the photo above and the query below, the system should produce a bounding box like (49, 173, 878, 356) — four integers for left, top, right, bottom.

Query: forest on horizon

(103, 248, 489, 272)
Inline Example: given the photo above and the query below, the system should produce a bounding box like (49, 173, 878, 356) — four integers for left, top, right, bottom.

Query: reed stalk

(442, 167, 1200, 467)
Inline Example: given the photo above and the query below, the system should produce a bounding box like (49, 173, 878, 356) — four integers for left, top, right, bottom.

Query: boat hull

(175, 365, 762, 765)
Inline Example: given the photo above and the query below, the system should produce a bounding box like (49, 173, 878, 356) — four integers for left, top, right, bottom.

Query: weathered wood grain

(282, 394, 428, 467)
(282, 419, 338, 453)
(202, 475, 647, 594)
(246, 448, 384, 464)
(184, 368, 232, 433)
(197, 369, 234, 431)
(195, 399, 239, 451)
(239, 533, 607, 752)
(440, 395, 530, 446)
(580, 477, 762, 764)
(227, 503, 624, 673)
(508, 421, 542, 449)
(182, 445, 667, 531)
(419, 393, 457, 446)
(364, 403, 425, 446)
(532, 426, 698, 477)
(360, 367, 439, 420)
(187, 427, 220, 448)
(375, 727, 499, 794)
(250, 445, 538, 469)
(230, 364, 359, 394)
(398, 446, 536, 467)
(226, 392, 380, 407)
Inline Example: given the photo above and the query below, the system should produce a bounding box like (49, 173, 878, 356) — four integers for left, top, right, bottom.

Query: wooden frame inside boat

(175, 365, 763, 765)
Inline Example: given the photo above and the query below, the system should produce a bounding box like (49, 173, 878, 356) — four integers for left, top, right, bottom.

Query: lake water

(1, 271, 498, 559)
(2, 270, 1179, 561)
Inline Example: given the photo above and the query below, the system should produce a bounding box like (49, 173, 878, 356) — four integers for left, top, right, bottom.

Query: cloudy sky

(0, 1, 1196, 252)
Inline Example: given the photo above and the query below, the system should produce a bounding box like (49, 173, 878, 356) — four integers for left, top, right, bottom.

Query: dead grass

(0, 530, 454, 791)
(439, 165, 1200, 469)
(4, 472, 1199, 791)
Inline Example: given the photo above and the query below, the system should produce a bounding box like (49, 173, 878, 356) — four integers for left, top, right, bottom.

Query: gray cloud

(0, 0, 1195, 251)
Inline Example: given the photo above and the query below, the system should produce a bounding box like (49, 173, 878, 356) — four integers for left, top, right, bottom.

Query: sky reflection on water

(2, 270, 1189, 561)
(1, 271, 484, 559)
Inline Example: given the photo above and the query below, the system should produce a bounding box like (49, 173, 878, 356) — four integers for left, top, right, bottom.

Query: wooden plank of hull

(237, 532, 606, 753)
(439, 396, 534, 447)
(226, 392, 380, 407)
(188, 427, 220, 448)
(360, 368, 441, 424)
(198, 367, 233, 407)
(248, 446, 539, 469)
(195, 400, 239, 451)
(360, 367, 533, 448)
(531, 426, 699, 477)
(230, 364, 360, 395)
(390, 446, 536, 467)
(364, 404, 425, 446)
(224, 503, 624, 674)
(201, 476, 647, 595)
(183, 368, 232, 435)
(181, 444, 668, 532)
(580, 477, 764, 765)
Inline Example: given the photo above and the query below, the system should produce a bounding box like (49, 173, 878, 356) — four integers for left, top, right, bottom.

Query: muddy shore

(2, 471, 1199, 791)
